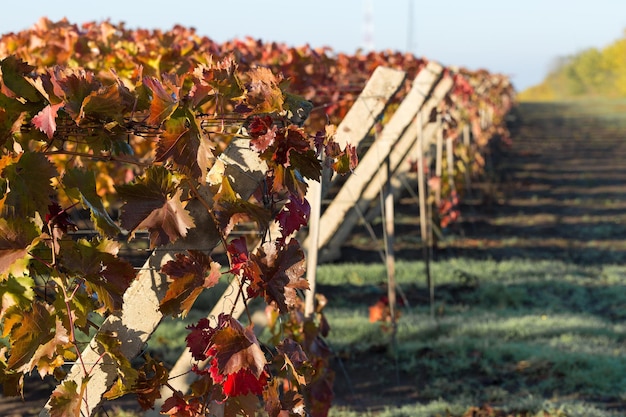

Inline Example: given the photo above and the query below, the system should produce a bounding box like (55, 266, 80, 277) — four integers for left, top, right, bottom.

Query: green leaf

(0, 56, 42, 103)
(0, 275, 35, 319)
(4, 302, 56, 372)
(58, 238, 135, 313)
(63, 167, 121, 236)
(49, 380, 82, 417)
(0, 108, 26, 150)
(96, 331, 139, 387)
(2, 152, 56, 218)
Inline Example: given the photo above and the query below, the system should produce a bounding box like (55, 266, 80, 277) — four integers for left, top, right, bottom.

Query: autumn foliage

(0, 17, 514, 416)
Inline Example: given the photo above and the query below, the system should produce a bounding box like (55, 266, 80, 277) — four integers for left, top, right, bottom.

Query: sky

(1, 0, 626, 91)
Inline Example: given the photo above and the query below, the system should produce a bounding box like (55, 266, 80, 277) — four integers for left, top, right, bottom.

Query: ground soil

(4, 101, 626, 415)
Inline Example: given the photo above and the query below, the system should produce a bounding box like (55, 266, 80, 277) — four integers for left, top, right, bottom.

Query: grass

(322, 258, 626, 416)
(143, 257, 626, 416)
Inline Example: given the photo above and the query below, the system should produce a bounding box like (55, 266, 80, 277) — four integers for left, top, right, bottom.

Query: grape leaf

(245, 67, 284, 114)
(4, 302, 56, 372)
(0, 275, 34, 319)
(224, 394, 261, 416)
(223, 370, 267, 396)
(29, 316, 71, 378)
(161, 392, 203, 417)
(81, 81, 132, 123)
(45, 202, 77, 234)
(213, 176, 271, 236)
(185, 318, 214, 361)
(0, 218, 39, 277)
(59, 238, 135, 312)
(104, 354, 169, 410)
(227, 237, 249, 274)
(144, 76, 179, 126)
(276, 193, 310, 240)
(49, 380, 82, 417)
(272, 165, 309, 202)
(0, 56, 41, 103)
(211, 316, 267, 378)
(247, 240, 308, 313)
(289, 149, 322, 181)
(133, 355, 170, 410)
(2, 152, 56, 218)
(31, 103, 63, 140)
(135, 189, 195, 248)
(159, 251, 221, 318)
(117, 166, 194, 247)
(191, 56, 244, 109)
(96, 331, 139, 387)
(49, 66, 101, 122)
(0, 108, 26, 150)
(247, 115, 277, 153)
(156, 115, 213, 181)
(63, 168, 120, 236)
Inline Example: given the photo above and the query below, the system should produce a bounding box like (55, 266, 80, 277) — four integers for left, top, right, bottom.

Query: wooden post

(304, 178, 322, 318)
(435, 114, 443, 205)
(306, 63, 448, 261)
(384, 154, 397, 345)
(446, 135, 455, 190)
(144, 66, 407, 414)
(463, 123, 472, 195)
(416, 112, 433, 319)
(318, 75, 454, 262)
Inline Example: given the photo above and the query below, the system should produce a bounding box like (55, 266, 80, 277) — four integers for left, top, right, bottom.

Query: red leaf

(31, 103, 63, 140)
(223, 368, 269, 397)
(160, 251, 221, 317)
(227, 236, 249, 274)
(185, 318, 214, 361)
(248, 115, 277, 153)
(276, 194, 310, 240)
(143, 76, 179, 126)
(160, 392, 203, 417)
(211, 318, 267, 378)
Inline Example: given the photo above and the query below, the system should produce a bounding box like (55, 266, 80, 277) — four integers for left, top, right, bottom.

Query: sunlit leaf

(49, 380, 82, 417)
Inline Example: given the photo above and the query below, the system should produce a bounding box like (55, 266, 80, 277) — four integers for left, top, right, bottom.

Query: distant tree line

(519, 30, 626, 101)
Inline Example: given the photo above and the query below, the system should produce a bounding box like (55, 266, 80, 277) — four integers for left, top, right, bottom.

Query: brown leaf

(160, 251, 221, 317)
(136, 189, 195, 247)
(211, 317, 267, 378)
(247, 240, 308, 313)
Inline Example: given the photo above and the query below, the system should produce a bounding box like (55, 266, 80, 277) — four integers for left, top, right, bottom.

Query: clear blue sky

(1, 0, 625, 91)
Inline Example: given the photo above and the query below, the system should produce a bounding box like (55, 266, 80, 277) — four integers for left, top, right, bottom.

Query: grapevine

(0, 18, 514, 416)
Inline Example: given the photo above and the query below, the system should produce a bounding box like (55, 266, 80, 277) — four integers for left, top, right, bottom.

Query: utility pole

(363, 0, 374, 52)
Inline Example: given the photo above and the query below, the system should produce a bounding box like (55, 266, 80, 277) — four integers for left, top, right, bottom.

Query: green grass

(144, 257, 626, 416)
(318, 258, 626, 416)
